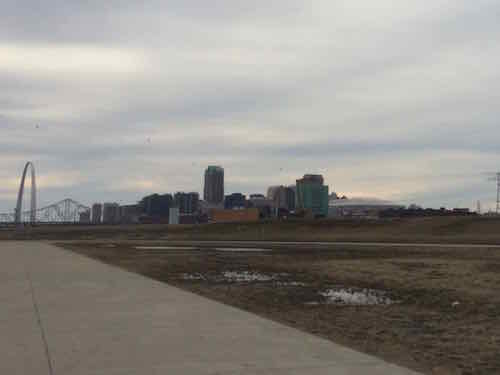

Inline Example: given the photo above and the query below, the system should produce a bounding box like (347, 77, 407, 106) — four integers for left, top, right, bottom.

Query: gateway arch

(15, 162, 37, 224)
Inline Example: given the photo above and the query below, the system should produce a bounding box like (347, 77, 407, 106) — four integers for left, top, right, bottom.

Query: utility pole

(497, 173, 500, 215)
(486, 172, 500, 215)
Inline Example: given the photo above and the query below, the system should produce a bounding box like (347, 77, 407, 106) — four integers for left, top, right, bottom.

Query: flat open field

(60, 241, 500, 375)
(3, 216, 500, 244)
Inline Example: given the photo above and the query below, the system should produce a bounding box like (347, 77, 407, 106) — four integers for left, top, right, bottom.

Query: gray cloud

(1, 0, 500, 213)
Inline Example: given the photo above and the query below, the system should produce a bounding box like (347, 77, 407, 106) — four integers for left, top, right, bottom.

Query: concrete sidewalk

(1, 241, 421, 375)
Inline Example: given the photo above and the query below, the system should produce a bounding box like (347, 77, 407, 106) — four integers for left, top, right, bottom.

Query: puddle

(275, 281, 307, 287)
(214, 247, 271, 252)
(221, 271, 277, 282)
(181, 273, 205, 281)
(312, 288, 394, 305)
(135, 246, 197, 250)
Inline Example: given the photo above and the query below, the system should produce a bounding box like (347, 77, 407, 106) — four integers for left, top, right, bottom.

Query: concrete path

(1, 241, 421, 375)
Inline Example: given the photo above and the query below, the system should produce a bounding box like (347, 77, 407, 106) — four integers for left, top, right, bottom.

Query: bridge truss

(0, 198, 90, 224)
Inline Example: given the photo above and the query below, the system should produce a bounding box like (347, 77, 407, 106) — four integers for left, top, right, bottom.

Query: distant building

(120, 204, 141, 224)
(91, 203, 102, 224)
(329, 198, 404, 218)
(224, 193, 247, 209)
(267, 185, 296, 213)
(169, 207, 180, 225)
(267, 186, 281, 200)
(204, 166, 224, 205)
(103, 202, 120, 224)
(249, 194, 273, 218)
(329, 192, 339, 200)
(198, 200, 223, 220)
(296, 174, 329, 217)
(286, 186, 296, 212)
(79, 210, 91, 224)
(174, 192, 199, 214)
(139, 193, 173, 218)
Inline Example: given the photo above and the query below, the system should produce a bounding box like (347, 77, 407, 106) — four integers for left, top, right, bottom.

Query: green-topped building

(295, 174, 329, 217)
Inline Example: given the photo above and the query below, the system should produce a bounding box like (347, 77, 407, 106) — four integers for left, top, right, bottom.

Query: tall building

(203, 166, 224, 205)
(296, 174, 329, 217)
(102, 202, 121, 224)
(91, 203, 102, 224)
(174, 192, 199, 214)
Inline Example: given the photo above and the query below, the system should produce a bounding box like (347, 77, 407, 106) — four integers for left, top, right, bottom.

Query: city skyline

(2, 1, 500, 212)
(2, 162, 491, 215)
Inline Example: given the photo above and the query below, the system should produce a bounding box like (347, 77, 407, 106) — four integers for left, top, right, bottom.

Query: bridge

(0, 162, 90, 224)
(0, 198, 91, 224)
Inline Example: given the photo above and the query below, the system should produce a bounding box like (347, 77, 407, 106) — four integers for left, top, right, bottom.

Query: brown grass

(61, 242, 500, 375)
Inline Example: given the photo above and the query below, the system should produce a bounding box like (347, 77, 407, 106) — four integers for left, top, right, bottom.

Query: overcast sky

(1, 0, 500, 213)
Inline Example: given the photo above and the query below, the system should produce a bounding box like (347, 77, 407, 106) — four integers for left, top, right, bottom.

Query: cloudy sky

(1, 0, 500, 213)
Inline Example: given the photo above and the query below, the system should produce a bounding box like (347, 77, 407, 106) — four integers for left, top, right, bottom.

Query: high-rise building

(102, 202, 121, 224)
(203, 166, 224, 205)
(91, 203, 102, 224)
(296, 174, 329, 217)
(174, 192, 199, 214)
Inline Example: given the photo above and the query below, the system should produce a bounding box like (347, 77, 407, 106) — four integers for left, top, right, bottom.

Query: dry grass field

(61, 241, 500, 375)
(3, 216, 500, 244)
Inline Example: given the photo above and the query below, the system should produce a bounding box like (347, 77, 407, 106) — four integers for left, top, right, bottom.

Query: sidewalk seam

(26, 269, 54, 375)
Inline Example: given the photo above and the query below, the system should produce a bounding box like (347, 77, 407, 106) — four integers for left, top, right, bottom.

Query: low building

(79, 210, 91, 224)
(169, 207, 180, 225)
(224, 193, 247, 210)
(248, 194, 273, 218)
(120, 204, 141, 224)
(91, 203, 102, 224)
(211, 208, 260, 223)
(103, 202, 121, 224)
(267, 185, 296, 214)
(199, 200, 224, 218)
(329, 198, 404, 218)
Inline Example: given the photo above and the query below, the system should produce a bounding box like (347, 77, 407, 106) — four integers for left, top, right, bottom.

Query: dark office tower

(174, 192, 200, 214)
(203, 166, 224, 205)
(139, 193, 173, 218)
